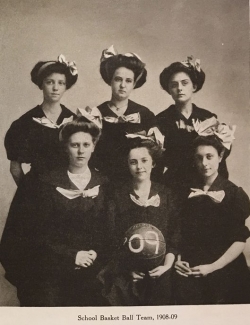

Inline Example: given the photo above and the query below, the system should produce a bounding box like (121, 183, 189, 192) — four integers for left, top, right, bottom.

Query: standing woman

(0, 116, 109, 306)
(99, 136, 180, 306)
(93, 45, 156, 183)
(156, 56, 229, 188)
(175, 124, 250, 304)
(4, 54, 78, 185)
(1, 55, 77, 304)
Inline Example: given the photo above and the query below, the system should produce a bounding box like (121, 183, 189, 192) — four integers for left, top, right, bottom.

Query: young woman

(156, 56, 229, 188)
(99, 136, 180, 306)
(174, 130, 250, 304)
(5, 54, 78, 185)
(93, 45, 156, 183)
(0, 117, 109, 306)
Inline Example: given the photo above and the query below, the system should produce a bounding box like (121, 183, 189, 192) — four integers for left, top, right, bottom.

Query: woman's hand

(148, 264, 171, 278)
(130, 271, 145, 282)
(190, 264, 215, 277)
(174, 255, 192, 277)
(75, 250, 97, 268)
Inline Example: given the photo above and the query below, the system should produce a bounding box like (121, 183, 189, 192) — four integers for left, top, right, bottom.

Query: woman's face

(194, 145, 222, 179)
(111, 67, 135, 101)
(66, 132, 95, 169)
(42, 73, 67, 103)
(168, 71, 196, 103)
(128, 147, 154, 181)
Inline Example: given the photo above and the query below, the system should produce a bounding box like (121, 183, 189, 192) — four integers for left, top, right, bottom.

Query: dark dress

(4, 104, 75, 176)
(0, 168, 110, 306)
(92, 100, 156, 183)
(175, 175, 250, 304)
(155, 104, 229, 188)
(99, 182, 180, 306)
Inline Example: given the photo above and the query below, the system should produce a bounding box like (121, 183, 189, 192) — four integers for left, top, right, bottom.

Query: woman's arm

(191, 241, 246, 277)
(148, 252, 175, 278)
(10, 161, 24, 185)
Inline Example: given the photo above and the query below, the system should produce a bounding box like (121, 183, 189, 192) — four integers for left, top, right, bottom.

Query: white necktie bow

(103, 113, 140, 124)
(56, 185, 100, 200)
(188, 188, 225, 203)
(130, 193, 160, 207)
(32, 116, 73, 129)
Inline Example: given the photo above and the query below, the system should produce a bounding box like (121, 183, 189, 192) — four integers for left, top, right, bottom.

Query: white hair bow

(58, 54, 78, 76)
(181, 55, 201, 72)
(192, 117, 236, 150)
(77, 106, 103, 129)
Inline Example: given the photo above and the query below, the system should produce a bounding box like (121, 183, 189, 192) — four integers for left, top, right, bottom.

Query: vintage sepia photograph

(0, 0, 249, 324)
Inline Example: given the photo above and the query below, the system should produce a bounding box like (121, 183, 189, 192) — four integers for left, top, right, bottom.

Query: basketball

(123, 223, 166, 272)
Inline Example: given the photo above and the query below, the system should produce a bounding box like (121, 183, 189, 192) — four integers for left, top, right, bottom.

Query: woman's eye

(84, 143, 90, 148)
(170, 83, 177, 88)
(182, 81, 189, 86)
(71, 144, 78, 148)
(207, 155, 213, 160)
(129, 161, 136, 165)
(59, 81, 65, 85)
(126, 79, 133, 83)
(142, 159, 148, 163)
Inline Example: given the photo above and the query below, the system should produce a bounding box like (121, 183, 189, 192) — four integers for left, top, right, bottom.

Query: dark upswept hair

(31, 61, 78, 89)
(126, 137, 163, 164)
(159, 61, 205, 94)
(59, 116, 101, 146)
(100, 54, 147, 89)
(192, 135, 225, 156)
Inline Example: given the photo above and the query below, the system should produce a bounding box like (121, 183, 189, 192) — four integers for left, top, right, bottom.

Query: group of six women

(0, 46, 249, 306)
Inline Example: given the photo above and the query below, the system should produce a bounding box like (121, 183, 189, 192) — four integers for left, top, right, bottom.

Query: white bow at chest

(103, 113, 141, 124)
(188, 188, 225, 203)
(130, 193, 160, 207)
(56, 185, 100, 200)
(32, 116, 73, 129)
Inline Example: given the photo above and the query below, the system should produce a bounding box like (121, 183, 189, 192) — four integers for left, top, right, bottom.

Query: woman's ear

(193, 83, 197, 92)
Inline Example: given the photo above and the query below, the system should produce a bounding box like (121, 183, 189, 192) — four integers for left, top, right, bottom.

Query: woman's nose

(120, 80, 125, 88)
(177, 83, 183, 91)
(202, 158, 208, 166)
(53, 83, 58, 90)
(78, 145, 84, 154)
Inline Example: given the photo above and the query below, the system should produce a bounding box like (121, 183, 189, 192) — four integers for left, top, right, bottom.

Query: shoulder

(128, 100, 154, 116)
(60, 104, 76, 118)
(97, 101, 109, 114)
(7, 106, 42, 129)
(156, 105, 176, 124)
(192, 104, 217, 119)
(90, 168, 109, 187)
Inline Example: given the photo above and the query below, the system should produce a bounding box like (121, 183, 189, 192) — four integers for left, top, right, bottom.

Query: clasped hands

(175, 255, 215, 277)
(75, 250, 97, 268)
(131, 264, 171, 282)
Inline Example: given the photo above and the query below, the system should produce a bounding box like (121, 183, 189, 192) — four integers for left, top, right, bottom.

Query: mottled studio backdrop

(0, 0, 249, 305)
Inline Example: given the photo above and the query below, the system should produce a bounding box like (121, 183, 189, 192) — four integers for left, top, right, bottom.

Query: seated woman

(175, 124, 250, 304)
(99, 135, 180, 306)
(156, 56, 229, 188)
(93, 45, 156, 183)
(0, 115, 109, 306)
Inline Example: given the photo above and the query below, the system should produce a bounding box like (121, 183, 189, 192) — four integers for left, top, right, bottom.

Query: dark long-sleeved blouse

(92, 100, 156, 182)
(4, 104, 75, 175)
(156, 104, 229, 187)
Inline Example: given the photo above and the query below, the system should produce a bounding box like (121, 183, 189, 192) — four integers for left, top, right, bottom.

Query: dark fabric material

(0, 168, 110, 306)
(155, 104, 229, 188)
(4, 104, 75, 175)
(91, 100, 156, 183)
(175, 175, 250, 304)
(99, 182, 181, 305)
